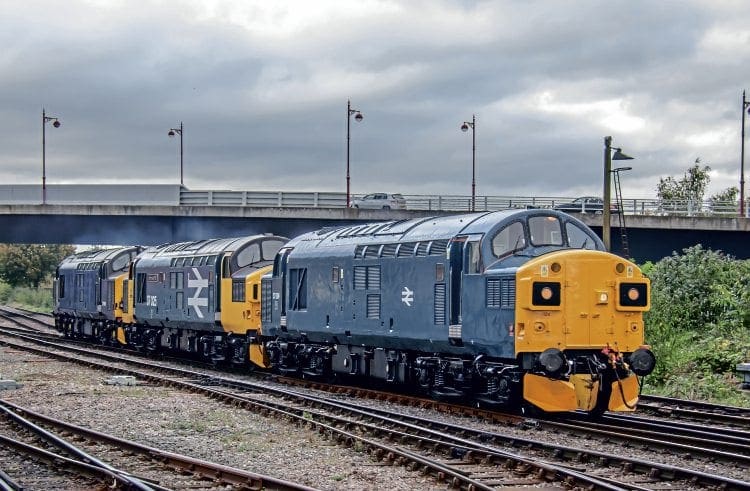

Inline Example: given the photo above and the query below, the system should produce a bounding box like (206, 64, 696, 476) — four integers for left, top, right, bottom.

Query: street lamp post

(461, 115, 476, 212)
(168, 122, 184, 186)
(346, 100, 363, 208)
(603, 136, 633, 252)
(42, 109, 61, 205)
(741, 90, 750, 217)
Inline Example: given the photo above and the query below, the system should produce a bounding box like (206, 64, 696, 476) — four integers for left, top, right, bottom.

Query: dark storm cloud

(1, 0, 748, 200)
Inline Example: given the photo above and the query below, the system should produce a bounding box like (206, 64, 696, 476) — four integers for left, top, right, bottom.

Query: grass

(0, 281, 53, 313)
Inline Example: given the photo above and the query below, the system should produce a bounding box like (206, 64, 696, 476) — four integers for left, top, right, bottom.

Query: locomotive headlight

(628, 347, 656, 376)
(538, 348, 566, 376)
(618, 282, 648, 308)
(532, 282, 561, 306)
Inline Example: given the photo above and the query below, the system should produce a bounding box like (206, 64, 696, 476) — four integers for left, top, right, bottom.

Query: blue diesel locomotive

(54, 246, 142, 341)
(260, 209, 655, 414)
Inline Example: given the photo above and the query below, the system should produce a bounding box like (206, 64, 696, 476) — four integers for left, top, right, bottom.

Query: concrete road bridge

(1, 184, 748, 262)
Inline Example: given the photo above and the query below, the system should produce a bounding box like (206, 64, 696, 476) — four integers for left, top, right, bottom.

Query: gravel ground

(0, 345, 442, 490)
(2, 337, 748, 489)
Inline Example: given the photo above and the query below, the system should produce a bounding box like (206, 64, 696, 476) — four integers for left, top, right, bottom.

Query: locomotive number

(146, 295, 158, 307)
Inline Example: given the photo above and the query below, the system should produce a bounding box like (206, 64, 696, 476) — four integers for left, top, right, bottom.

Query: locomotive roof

(139, 234, 284, 259)
(289, 209, 575, 251)
(59, 246, 139, 266)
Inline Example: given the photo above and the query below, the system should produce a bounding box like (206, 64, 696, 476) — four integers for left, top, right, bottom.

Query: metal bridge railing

(0, 184, 743, 218)
(179, 189, 744, 217)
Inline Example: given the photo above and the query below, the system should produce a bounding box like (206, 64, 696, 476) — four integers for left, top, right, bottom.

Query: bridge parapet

(0, 184, 745, 218)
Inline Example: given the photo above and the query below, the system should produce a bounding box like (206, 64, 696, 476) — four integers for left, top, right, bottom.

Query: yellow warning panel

(608, 375, 639, 412)
(569, 374, 600, 411)
(523, 374, 577, 412)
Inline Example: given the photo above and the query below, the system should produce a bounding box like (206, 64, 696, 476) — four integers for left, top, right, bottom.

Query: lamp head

(52, 120, 60, 128)
(461, 123, 469, 132)
(612, 148, 634, 160)
(354, 112, 363, 122)
(168, 130, 175, 137)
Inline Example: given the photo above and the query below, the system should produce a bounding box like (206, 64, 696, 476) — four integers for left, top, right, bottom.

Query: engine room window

(566, 222, 597, 249)
(529, 216, 563, 246)
(58, 276, 65, 298)
(491, 222, 525, 257)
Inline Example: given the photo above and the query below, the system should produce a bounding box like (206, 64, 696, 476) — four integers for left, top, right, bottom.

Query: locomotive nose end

(628, 347, 656, 376)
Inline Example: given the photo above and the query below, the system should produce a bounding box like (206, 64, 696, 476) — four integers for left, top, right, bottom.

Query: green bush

(644, 245, 750, 406)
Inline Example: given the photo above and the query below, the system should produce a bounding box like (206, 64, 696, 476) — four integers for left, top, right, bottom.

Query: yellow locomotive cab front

(516, 249, 652, 413)
(220, 264, 273, 368)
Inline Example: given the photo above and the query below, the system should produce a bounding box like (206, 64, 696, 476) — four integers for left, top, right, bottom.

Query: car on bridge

(553, 196, 618, 214)
(351, 193, 407, 210)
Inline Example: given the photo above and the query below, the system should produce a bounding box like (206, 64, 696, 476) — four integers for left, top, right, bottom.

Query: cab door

(447, 237, 466, 329)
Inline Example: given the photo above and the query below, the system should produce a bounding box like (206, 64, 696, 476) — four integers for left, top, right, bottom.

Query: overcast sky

(1, 0, 749, 199)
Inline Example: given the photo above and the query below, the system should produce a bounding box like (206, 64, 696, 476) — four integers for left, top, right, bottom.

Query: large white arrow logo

(187, 267, 208, 318)
(401, 286, 414, 307)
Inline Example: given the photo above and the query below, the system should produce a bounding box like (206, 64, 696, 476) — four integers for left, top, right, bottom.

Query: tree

(710, 186, 739, 214)
(0, 244, 75, 287)
(656, 159, 711, 205)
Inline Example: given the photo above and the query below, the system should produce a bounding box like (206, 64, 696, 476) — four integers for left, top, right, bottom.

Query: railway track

(0, 398, 312, 491)
(1, 324, 749, 489)
(638, 394, 750, 429)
